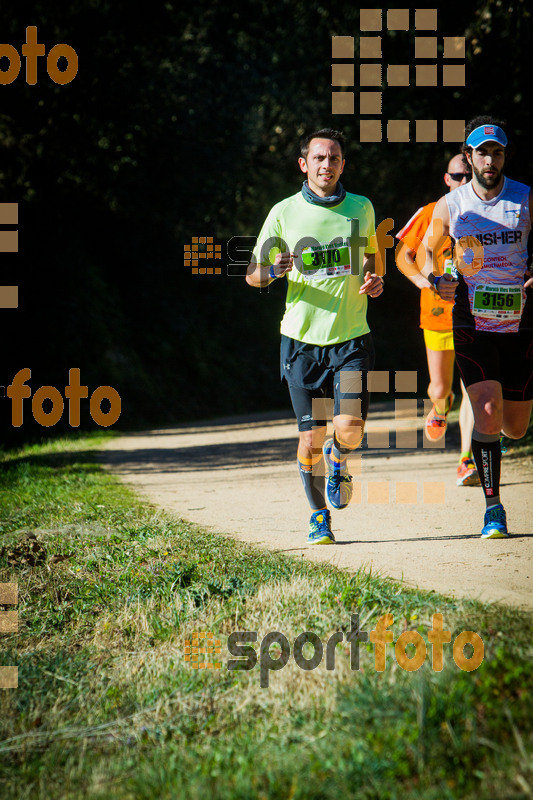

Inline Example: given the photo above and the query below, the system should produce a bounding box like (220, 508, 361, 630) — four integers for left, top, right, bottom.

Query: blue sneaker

(481, 504, 509, 539)
(323, 438, 353, 510)
(307, 509, 335, 544)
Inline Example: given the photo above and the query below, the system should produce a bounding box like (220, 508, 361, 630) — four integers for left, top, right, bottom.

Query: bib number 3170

(301, 243, 351, 278)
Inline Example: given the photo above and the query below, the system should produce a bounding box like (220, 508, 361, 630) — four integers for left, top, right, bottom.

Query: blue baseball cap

(466, 124, 508, 149)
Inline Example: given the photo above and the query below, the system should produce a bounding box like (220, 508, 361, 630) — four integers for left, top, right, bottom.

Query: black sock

(471, 431, 501, 507)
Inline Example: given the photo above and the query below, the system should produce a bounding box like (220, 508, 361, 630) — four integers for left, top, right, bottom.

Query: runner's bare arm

(395, 241, 433, 290)
(246, 251, 294, 288)
(421, 196, 457, 302)
(359, 253, 384, 297)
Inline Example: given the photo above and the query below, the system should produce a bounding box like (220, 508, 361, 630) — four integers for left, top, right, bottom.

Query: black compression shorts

(453, 328, 533, 401)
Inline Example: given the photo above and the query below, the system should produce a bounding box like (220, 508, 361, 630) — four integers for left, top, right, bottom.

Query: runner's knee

(468, 388, 503, 434)
(333, 416, 364, 450)
(298, 426, 327, 457)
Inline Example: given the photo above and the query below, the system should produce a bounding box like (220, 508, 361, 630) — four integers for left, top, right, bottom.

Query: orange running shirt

(396, 201, 454, 331)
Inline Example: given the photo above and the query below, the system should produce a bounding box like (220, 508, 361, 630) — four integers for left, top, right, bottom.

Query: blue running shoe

(323, 438, 353, 510)
(481, 504, 509, 539)
(307, 509, 335, 544)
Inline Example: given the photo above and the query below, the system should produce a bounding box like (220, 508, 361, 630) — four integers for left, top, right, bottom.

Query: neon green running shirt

(253, 191, 377, 345)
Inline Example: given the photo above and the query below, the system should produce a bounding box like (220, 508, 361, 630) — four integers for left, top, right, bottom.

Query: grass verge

(1, 434, 532, 800)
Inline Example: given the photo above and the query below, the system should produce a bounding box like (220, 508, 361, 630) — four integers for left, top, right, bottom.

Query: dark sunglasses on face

(448, 172, 472, 181)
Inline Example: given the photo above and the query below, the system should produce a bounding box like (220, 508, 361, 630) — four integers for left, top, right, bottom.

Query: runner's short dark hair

(300, 129, 345, 159)
(461, 115, 514, 164)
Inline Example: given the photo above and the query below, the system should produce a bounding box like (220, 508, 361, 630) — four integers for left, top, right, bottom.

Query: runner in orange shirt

(396, 155, 479, 486)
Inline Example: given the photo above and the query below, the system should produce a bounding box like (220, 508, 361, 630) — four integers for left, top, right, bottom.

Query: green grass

(1, 435, 532, 799)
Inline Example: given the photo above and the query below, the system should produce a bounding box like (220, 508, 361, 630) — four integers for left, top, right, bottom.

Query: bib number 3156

(472, 283, 522, 320)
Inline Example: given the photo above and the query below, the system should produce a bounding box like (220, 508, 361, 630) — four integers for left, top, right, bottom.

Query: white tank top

(447, 177, 531, 332)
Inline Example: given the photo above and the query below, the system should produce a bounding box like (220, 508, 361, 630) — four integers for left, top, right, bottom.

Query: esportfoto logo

(185, 614, 485, 688)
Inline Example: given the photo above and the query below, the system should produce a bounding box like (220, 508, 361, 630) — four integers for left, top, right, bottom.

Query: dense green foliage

(1, 0, 532, 442)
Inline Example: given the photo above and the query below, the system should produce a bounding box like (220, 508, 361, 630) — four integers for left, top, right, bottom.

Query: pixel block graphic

(0, 203, 19, 308)
(332, 9, 465, 143)
(184, 237, 222, 275)
(313, 370, 445, 504)
(0, 582, 18, 689)
(184, 631, 222, 669)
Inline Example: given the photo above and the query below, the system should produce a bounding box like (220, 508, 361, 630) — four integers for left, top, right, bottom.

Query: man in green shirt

(246, 128, 383, 544)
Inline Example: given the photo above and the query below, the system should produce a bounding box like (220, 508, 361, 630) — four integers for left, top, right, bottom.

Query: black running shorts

(280, 333, 375, 430)
(453, 328, 533, 401)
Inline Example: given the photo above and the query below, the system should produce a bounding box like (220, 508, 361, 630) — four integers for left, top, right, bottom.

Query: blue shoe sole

(481, 528, 509, 539)
(481, 504, 508, 539)
(307, 535, 335, 545)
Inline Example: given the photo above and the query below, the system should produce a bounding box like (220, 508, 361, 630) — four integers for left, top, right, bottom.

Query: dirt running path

(99, 407, 533, 610)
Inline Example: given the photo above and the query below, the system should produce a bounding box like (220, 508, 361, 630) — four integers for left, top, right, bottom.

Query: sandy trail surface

(99, 406, 533, 610)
